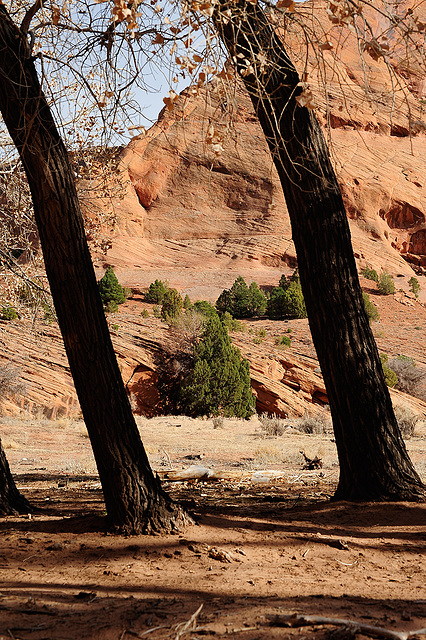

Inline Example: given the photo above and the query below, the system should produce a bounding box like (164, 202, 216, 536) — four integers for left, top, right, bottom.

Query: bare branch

(20, 0, 42, 37)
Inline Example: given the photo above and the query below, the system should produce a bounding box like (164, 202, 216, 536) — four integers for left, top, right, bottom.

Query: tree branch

(20, 0, 43, 37)
(267, 614, 426, 640)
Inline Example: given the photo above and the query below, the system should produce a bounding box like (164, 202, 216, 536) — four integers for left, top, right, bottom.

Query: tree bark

(0, 6, 188, 532)
(214, 1, 424, 500)
(0, 438, 31, 515)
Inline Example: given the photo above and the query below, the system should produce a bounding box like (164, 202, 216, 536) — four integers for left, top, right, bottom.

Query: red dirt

(0, 417, 425, 640)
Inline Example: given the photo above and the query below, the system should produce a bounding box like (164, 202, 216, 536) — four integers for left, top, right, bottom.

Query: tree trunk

(0, 438, 31, 515)
(214, 1, 424, 500)
(0, 6, 188, 532)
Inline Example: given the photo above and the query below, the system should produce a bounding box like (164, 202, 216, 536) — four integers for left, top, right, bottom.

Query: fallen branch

(267, 614, 426, 640)
(174, 604, 203, 640)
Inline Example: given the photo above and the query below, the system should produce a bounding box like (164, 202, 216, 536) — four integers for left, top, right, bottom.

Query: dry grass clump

(259, 410, 332, 436)
(292, 411, 331, 435)
(389, 356, 424, 397)
(258, 413, 286, 436)
(253, 443, 284, 464)
(212, 416, 224, 429)
(0, 362, 26, 404)
(393, 403, 422, 438)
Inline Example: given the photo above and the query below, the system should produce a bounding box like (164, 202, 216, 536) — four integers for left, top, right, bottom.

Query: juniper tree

(180, 314, 255, 418)
(98, 266, 125, 312)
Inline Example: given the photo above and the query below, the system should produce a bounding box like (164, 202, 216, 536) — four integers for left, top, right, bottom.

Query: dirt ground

(0, 416, 425, 640)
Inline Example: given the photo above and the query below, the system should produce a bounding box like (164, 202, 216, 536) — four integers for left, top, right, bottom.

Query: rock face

(87, 0, 426, 292)
(2, 293, 426, 422)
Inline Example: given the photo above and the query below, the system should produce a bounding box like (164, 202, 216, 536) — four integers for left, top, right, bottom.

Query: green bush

(362, 292, 379, 322)
(183, 294, 192, 310)
(408, 276, 420, 298)
(277, 335, 291, 347)
(141, 309, 149, 318)
(221, 311, 246, 332)
(361, 266, 379, 282)
(216, 276, 267, 318)
(193, 300, 217, 317)
(377, 271, 395, 295)
(0, 305, 18, 321)
(152, 305, 161, 318)
(145, 279, 168, 304)
(267, 271, 307, 319)
(161, 288, 183, 321)
(179, 314, 255, 418)
(98, 267, 125, 312)
(380, 354, 398, 388)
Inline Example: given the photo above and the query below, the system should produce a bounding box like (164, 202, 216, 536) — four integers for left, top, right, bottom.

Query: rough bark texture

(0, 438, 31, 515)
(0, 6, 188, 532)
(214, 0, 424, 500)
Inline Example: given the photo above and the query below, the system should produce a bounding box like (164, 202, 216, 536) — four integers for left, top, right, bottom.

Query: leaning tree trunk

(0, 6, 187, 533)
(214, 1, 424, 500)
(0, 438, 31, 515)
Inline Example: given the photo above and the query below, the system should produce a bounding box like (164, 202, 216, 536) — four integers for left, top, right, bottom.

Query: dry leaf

(215, 68, 232, 80)
(363, 39, 389, 61)
(163, 90, 179, 111)
(295, 86, 315, 109)
(199, 1, 214, 16)
(152, 33, 165, 45)
(276, 0, 295, 10)
(52, 5, 61, 25)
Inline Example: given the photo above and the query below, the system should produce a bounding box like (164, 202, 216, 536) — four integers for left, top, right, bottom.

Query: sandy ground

(0, 416, 425, 640)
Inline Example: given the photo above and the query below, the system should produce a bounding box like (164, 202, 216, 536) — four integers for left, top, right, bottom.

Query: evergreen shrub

(161, 288, 183, 321)
(267, 270, 307, 319)
(179, 314, 255, 418)
(145, 279, 168, 303)
(362, 292, 379, 322)
(361, 266, 379, 282)
(408, 277, 420, 298)
(377, 271, 395, 295)
(380, 354, 398, 387)
(98, 267, 125, 312)
(216, 276, 267, 318)
(0, 306, 18, 321)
